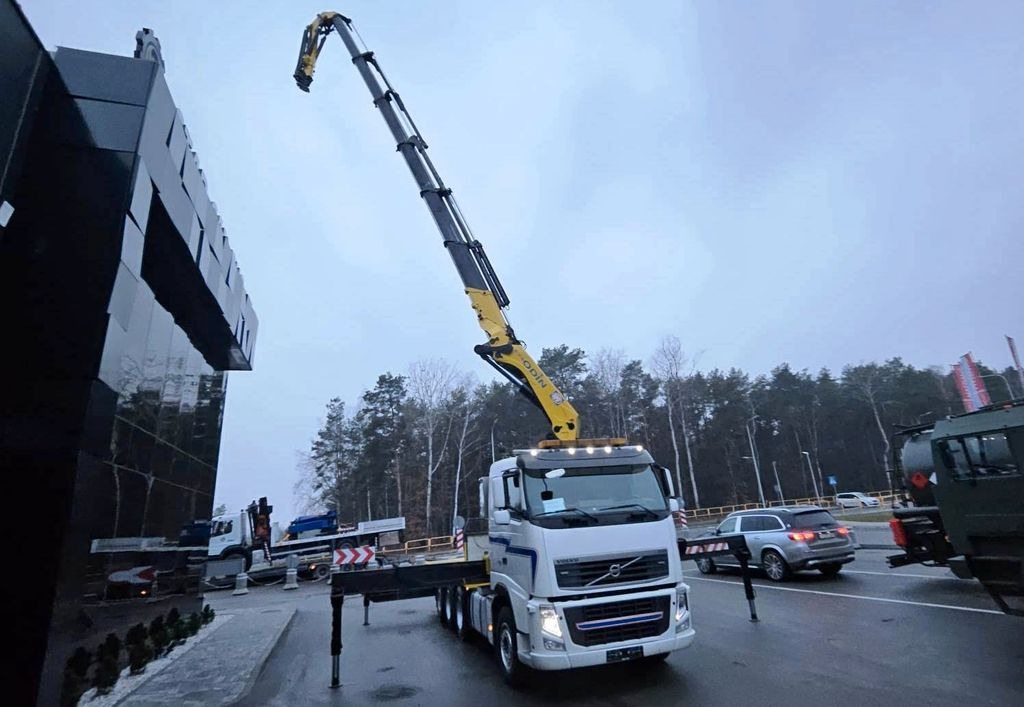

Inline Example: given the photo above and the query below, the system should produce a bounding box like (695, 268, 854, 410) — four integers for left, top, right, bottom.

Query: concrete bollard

(283, 554, 299, 590)
(232, 571, 250, 596)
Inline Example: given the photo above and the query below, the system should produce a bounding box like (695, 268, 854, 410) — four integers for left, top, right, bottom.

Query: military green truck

(889, 400, 1023, 615)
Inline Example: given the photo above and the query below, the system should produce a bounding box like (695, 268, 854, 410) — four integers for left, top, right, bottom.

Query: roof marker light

(635, 445, 644, 452)
(567, 448, 576, 455)
(586, 447, 594, 454)
(530, 450, 538, 456)
(604, 446, 612, 453)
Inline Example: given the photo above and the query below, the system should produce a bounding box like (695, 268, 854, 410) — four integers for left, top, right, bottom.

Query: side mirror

(493, 509, 511, 526)
(669, 498, 680, 513)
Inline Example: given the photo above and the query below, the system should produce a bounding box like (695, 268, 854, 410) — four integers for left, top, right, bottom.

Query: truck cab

(890, 402, 1024, 614)
(469, 443, 693, 682)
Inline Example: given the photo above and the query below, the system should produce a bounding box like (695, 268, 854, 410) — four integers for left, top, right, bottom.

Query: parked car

(835, 491, 881, 509)
(696, 506, 856, 581)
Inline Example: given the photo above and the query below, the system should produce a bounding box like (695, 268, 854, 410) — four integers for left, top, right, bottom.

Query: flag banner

(954, 353, 991, 412)
(1008, 335, 1024, 397)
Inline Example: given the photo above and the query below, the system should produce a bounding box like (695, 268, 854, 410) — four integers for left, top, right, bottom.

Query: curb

(860, 543, 898, 550)
(228, 606, 297, 706)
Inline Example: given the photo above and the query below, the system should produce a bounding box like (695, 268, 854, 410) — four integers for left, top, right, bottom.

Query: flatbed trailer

(325, 534, 758, 689)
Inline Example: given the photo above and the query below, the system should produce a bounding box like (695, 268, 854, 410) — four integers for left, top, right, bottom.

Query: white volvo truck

(437, 443, 694, 684)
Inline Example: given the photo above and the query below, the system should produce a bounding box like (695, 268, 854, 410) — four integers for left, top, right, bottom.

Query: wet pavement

(231, 550, 1023, 706)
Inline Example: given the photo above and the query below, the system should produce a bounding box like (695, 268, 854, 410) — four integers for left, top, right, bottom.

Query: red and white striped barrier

(684, 541, 728, 555)
(333, 545, 376, 566)
(454, 529, 465, 551)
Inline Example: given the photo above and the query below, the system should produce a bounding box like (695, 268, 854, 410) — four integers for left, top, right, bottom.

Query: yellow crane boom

(294, 12, 580, 441)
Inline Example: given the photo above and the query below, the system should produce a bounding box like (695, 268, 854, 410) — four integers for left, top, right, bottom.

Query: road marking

(686, 575, 1004, 615)
(683, 567, 964, 582)
(841, 568, 967, 581)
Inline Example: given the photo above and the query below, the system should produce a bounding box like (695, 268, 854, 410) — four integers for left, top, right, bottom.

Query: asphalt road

(239, 551, 1022, 707)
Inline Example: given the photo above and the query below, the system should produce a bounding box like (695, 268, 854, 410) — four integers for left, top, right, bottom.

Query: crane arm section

(294, 12, 579, 440)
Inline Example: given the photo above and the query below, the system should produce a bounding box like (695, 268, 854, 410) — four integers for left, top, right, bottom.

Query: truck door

(489, 472, 533, 596)
(934, 422, 1023, 565)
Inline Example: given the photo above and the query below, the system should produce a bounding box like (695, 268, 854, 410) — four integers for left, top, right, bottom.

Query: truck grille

(564, 596, 671, 647)
(554, 550, 669, 589)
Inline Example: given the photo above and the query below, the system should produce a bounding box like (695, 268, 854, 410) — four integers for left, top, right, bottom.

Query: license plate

(818, 530, 834, 538)
(606, 646, 644, 663)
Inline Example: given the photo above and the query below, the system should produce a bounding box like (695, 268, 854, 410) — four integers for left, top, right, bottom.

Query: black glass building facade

(1, 3, 258, 703)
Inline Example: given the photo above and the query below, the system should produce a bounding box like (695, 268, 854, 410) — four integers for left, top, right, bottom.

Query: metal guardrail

(382, 534, 456, 554)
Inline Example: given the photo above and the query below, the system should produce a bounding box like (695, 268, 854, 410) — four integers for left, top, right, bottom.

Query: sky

(25, 1, 1023, 524)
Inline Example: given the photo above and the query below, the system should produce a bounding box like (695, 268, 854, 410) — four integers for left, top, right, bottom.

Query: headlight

(540, 604, 562, 639)
(675, 587, 689, 622)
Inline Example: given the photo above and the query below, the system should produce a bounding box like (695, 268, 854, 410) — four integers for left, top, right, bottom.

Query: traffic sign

(827, 475, 837, 487)
(333, 545, 376, 566)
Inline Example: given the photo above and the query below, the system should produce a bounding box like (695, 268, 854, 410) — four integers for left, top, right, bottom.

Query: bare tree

(449, 375, 479, 533)
(408, 359, 458, 535)
(593, 348, 626, 437)
(651, 336, 699, 507)
(844, 364, 892, 485)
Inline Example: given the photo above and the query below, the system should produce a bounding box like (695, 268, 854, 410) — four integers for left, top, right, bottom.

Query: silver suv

(696, 506, 855, 581)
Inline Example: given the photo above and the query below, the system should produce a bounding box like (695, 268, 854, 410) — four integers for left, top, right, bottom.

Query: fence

(684, 490, 897, 523)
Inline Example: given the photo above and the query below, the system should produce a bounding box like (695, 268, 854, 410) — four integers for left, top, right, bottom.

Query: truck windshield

(523, 464, 669, 527)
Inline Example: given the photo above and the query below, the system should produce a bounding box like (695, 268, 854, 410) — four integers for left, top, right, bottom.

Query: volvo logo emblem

(608, 564, 622, 578)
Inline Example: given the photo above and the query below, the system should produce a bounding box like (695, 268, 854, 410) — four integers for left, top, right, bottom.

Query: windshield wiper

(532, 507, 599, 523)
(598, 503, 659, 518)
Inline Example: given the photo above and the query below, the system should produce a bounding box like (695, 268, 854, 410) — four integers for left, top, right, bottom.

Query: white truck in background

(208, 498, 404, 576)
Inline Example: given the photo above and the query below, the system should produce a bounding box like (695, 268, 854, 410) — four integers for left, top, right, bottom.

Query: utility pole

(745, 415, 767, 507)
(981, 373, 1014, 402)
(802, 451, 820, 505)
(771, 461, 784, 503)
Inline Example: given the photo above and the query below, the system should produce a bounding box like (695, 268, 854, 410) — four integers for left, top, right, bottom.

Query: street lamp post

(802, 451, 820, 505)
(771, 461, 784, 503)
(744, 416, 767, 507)
(981, 373, 1015, 402)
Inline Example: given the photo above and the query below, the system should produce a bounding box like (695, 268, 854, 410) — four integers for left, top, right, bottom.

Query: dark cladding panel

(181, 148, 204, 203)
(52, 47, 155, 106)
(121, 216, 145, 276)
(128, 158, 153, 233)
(0, 0, 48, 207)
(39, 95, 144, 152)
(107, 261, 139, 331)
(167, 108, 187, 169)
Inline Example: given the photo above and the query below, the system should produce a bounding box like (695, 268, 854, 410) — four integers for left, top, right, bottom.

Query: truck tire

(495, 607, 527, 687)
(314, 564, 330, 580)
(453, 587, 472, 641)
(762, 549, 790, 582)
(436, 588, 450, 626)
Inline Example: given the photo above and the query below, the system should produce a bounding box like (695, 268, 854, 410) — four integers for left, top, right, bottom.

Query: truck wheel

(762, 549, 790, 582)
(454, 587, 472, 641)
(436, 588, 450, 626)
(495, 607, 527, 687)
(695, 558, 717, 574)
(818, 563, 843, 577)
(314, 564, 330, 581)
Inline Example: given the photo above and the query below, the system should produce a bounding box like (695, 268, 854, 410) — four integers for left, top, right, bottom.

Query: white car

(835, 492, 881, 509)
